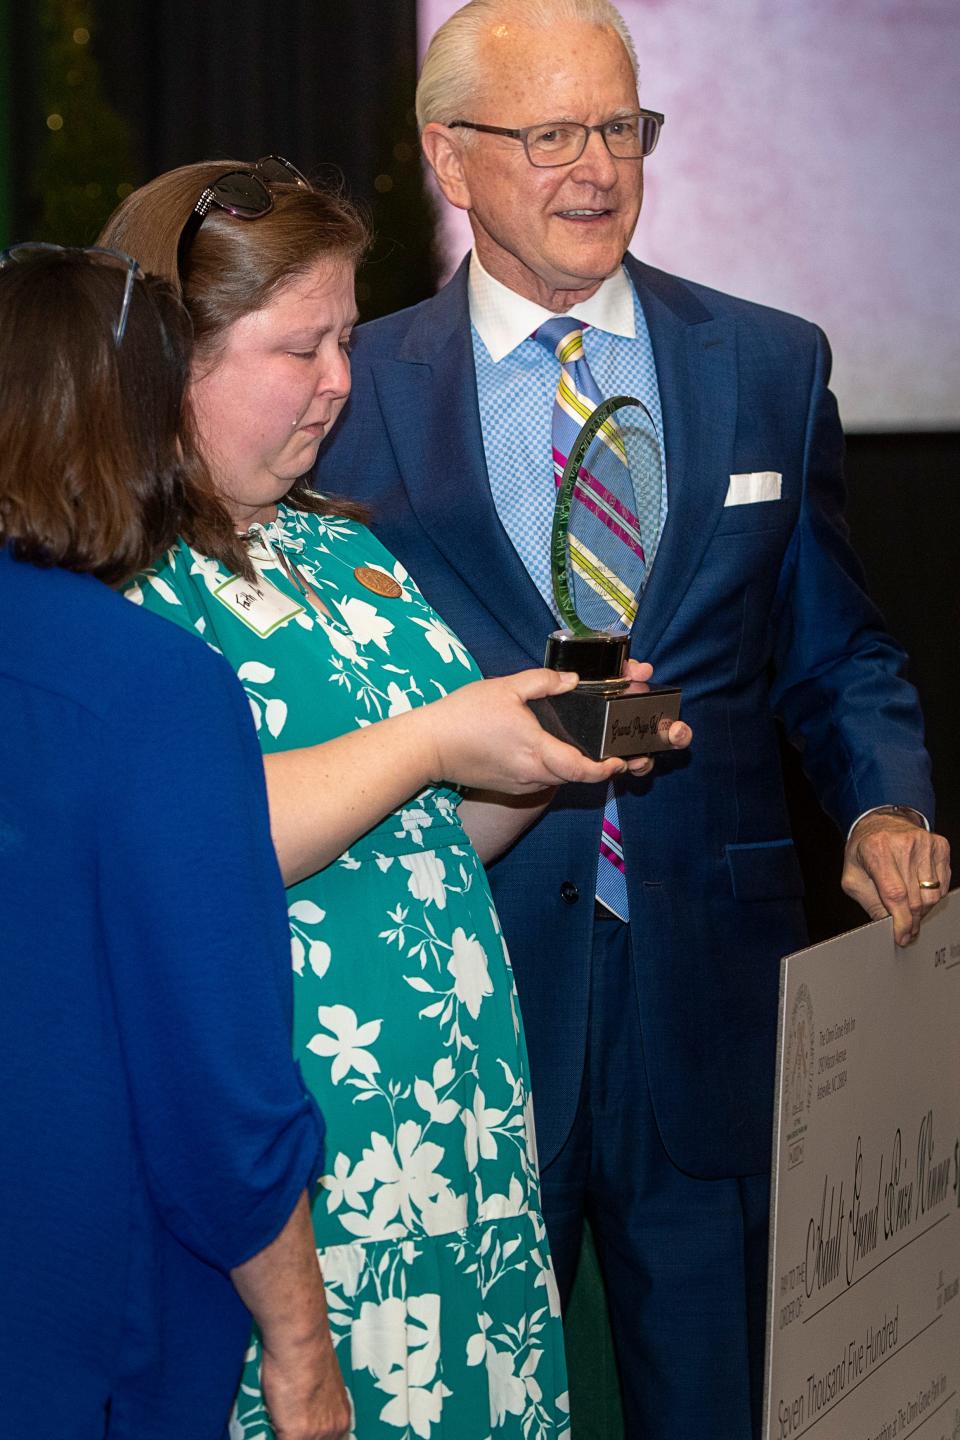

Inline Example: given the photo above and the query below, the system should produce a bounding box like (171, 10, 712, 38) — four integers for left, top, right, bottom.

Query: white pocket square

(724, 471, 782, 506)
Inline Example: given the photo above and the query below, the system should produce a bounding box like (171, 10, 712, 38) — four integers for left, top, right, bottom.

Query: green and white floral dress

(129, 506, 569, 1440)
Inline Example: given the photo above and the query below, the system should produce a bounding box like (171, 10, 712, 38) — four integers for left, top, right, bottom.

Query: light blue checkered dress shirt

(471, 261, 666, 617)
(469, 255, 668, 920)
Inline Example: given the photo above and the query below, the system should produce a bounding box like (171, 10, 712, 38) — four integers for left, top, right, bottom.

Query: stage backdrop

(419, 0, 960, 432)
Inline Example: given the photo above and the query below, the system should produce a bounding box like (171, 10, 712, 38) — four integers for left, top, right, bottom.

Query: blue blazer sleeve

(768, 326, 934, 830)
(95, 638, 324, 1272)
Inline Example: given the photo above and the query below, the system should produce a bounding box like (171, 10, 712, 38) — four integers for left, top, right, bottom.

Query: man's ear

(421, 124, 473, 212)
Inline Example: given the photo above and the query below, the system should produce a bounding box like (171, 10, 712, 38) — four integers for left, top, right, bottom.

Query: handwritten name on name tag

(724, 471, 782, 506)
(213, 573, 305, 636)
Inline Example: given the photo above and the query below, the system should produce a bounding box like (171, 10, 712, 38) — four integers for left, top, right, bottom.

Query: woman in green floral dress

(103, 162, 650, 1438)
(133, 512, 566, 1439)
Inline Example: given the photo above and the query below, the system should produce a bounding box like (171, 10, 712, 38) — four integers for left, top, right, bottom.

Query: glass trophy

(529, 394, 681, 760)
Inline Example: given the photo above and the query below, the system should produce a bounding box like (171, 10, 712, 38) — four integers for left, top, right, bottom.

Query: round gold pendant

(353, 565, 402, 599)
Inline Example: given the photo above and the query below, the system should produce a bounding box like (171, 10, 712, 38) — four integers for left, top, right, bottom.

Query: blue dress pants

(538, 913, 769, 1439)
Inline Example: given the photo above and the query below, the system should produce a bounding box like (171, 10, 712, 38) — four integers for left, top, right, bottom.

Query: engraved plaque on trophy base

(529, 629, 682, 760)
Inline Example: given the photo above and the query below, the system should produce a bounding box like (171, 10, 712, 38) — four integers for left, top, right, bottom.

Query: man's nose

(569, 127, 620, 187)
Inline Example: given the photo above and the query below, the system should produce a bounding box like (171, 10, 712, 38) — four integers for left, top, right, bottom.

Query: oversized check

(764, 889, 960, 1440)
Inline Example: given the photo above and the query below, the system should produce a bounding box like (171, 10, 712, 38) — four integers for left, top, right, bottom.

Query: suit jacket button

(560, 880, 580, 905)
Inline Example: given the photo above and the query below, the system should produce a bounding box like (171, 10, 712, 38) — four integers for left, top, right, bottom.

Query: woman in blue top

(0, 247, 347, 1440)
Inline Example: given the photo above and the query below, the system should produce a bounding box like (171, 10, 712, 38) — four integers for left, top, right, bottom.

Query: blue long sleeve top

(0, 548, 324, 1439)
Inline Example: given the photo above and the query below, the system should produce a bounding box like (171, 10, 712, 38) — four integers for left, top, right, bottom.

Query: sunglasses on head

(176, 155, 311, 274)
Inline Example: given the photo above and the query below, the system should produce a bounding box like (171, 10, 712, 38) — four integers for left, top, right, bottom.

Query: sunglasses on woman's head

(176, 155, 312, 275)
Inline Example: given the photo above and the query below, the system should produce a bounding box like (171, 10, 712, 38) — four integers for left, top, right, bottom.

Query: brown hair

(99, 162, 372, 562)
(0, 249, 239, 585)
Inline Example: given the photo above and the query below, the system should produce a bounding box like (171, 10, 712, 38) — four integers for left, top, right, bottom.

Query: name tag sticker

(213, 573, 305, 636)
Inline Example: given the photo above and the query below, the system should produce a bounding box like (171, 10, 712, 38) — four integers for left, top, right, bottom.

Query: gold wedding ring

(918, 877, 941, 890)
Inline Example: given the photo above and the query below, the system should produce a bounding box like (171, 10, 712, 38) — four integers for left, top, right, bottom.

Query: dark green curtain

(566, 1229, 625, 1435)
(7, 0, 440, 318)
(0, 0, 11, 246)
(90, 0, 438, 318)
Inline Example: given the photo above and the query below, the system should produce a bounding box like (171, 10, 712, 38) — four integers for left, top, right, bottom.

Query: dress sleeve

(95, 628, 324, 1272)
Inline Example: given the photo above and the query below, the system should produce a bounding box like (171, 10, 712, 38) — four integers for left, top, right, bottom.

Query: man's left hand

(620, 659, 692, 777)
(841, 814, 952, 946)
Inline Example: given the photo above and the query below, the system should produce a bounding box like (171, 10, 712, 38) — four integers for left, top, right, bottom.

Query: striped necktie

(534, 317, 638, 921)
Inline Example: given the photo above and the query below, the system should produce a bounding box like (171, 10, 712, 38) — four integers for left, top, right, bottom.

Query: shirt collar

(468, 249, 637, 363)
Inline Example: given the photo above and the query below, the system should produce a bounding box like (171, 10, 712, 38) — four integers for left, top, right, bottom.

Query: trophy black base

(530, 629, 682, 760)
(530, 681, 682, 759)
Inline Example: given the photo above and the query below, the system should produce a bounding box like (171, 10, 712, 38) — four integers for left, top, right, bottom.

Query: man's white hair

(416, 0, 639, 132)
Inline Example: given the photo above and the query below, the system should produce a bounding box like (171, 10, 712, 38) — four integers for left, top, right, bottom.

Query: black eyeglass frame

(176, 155, 311, 273)
(448, 109, 664, 166)
(0, 241, 142, 345)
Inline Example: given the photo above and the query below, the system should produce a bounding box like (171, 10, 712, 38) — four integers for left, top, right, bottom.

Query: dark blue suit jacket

(316, 254, 933, 1179)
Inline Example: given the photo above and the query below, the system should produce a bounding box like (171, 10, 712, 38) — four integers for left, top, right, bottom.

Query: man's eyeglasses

(448, 110, 664, 168)
(176, 155, 311, 273)
(0, 242, 142, 345)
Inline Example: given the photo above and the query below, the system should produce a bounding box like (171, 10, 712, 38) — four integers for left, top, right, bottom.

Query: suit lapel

(371, 260, 555, 666)
(625, 256, 738, 660)
(370, 255, 737, 668)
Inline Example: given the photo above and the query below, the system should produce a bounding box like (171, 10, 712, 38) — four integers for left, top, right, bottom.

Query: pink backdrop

(419, 0, 960, 430)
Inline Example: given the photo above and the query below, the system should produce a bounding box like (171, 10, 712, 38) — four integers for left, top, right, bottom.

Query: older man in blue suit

(315, 1, 951, 1434)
